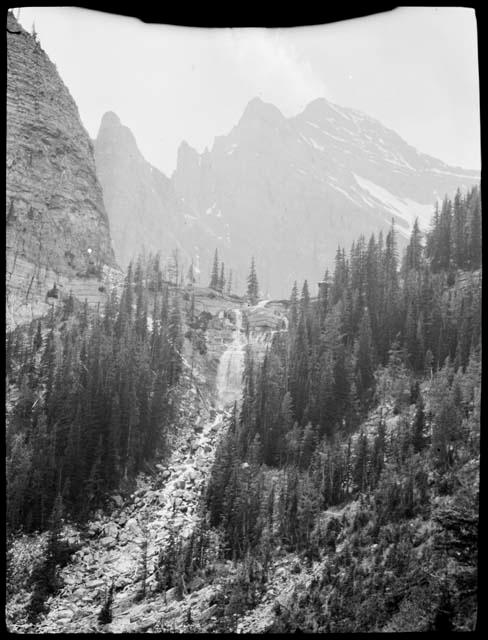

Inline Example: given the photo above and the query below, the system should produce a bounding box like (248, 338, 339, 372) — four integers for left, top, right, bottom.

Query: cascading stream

(17, 303, 288, 633)
(215, 306, 281, 409)
(215, 309, 247, 409)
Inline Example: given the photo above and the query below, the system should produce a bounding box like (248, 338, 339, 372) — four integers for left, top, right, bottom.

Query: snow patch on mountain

(353, 174, 435, 233)
(430, 167, 476, 180)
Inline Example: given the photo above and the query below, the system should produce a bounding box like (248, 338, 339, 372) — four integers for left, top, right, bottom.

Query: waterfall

(215, 306, 288, 409)
(215, 309, 246, 409)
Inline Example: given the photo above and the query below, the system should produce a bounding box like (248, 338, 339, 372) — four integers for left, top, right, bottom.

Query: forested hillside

(199, 185, 481, 631)
(6, 255, 188, 535)
(6, 185, 480, 632)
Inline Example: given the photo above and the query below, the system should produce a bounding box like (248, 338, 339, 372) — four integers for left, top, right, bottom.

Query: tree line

(208, 248, 260, 305)
(6, 253, 185, 535)
(201, 185, 480, 628)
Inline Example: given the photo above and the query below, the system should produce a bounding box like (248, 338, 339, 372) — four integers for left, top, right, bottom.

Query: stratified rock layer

(6, 12, 116, 327)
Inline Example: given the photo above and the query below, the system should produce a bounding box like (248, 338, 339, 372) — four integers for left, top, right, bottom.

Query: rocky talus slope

(7, 297, 288, 633)
(6, 12, 117, 328)
(8, 368, 228, 633)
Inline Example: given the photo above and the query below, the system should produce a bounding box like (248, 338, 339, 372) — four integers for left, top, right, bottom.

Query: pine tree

(404, 218, 423, 272)
(370, 418, 386, 488)
(289, 282, 299, 333)
(467, 186, 481, 269)
(356, 309, 375, 399)
(168, 294, 183, 386)
(353, 432, 369, 493)
(451, 188, 466, 269)
(98, 581, 114, 625)
(187, 261, 196, 286)
(33, 321, 43, 352)
(219, 262, 226, 293)
(210, 249, 219, 289)
(412, 392, 426, 453)
(227, 269, 233, 295)
(135, 524, 149, 601)
(318, 270, 330, 325)
(247, 257, 259, 305)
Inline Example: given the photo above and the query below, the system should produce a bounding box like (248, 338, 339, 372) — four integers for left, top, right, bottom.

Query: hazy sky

(15, 6, 480, 176)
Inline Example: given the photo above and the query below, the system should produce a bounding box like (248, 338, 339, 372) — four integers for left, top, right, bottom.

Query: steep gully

(27, 305, 277, 633)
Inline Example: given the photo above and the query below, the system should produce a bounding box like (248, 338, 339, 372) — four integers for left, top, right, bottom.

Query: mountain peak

(300, 97, 349, 122)
(305, 96, 330, 110)
(177, 139, 199, 161)
(100, 111, 122, 129)
(239, 97, 285, 126)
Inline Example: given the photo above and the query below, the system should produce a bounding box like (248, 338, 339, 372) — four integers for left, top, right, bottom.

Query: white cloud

(223, 29, 327, 116)
(13, 7, 480, 174)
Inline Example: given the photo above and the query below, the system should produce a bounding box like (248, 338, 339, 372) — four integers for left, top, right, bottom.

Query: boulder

(52, 609, 74, 620)
(88, 523, 101, 536)
(100, 536, 116, 548)
(112, 495, 124, 507)
(166, 587, 183, 603)
(189, 576, 205, 591)
(138, 617, 158, 631)
(103, 522, 118, 538)
(87, 578, 105, 588)
(200, 604, 219, 621)
(125, 517, 141, 536)
(115, 575, 132, 589)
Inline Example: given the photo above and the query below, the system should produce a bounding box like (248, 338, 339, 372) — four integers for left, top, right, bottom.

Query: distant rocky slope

(94, 112, 194, 269)
(6, 12, 117, 327)
(172, 97, 479, 296)
(94, 98, 479, 298)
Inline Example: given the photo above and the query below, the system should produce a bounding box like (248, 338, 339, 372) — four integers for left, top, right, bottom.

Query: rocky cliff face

(94, 112, 193, 269)
(93, 96, 479, 299)
(172, 97, 480, 296)
(6, 12, 117, 327)
(94, 113, 220, 275)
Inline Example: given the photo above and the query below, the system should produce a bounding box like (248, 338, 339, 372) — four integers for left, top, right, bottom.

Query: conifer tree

(33, 320, 43, 352)
(289, 281, 299, 332)
(187, 261, 196, 286)
(219, 262, 226, 293)
(227, 269, 233, 295)
(168, 294, 183, 386)
(404, 218, 423, 272)
(412, 392, 426, 453)
(98, 582, 114, 625)
(210, 249, 219, 289)
(353, 432, 369, 493)
(356, 309, 375, 399)
(247, 257, 259, 305)
(467, 186, 481, 269)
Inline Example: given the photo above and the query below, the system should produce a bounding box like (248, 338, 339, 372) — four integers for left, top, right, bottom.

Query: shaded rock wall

(6, 12, 116, 327)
